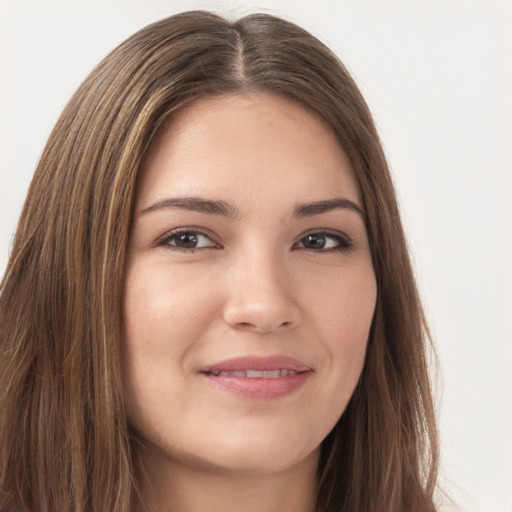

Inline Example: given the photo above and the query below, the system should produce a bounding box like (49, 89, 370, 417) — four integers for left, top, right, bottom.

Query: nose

(222, 251, 302, 333)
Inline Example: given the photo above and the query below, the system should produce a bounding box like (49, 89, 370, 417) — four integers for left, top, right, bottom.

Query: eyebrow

(293, 198, 365, 218)
(141, 196, 365, 219)
(141, 197, 240, 218)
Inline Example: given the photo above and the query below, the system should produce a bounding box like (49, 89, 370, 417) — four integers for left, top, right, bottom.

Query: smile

(202, 355, 312, 399)
(209, 369, 300, 378)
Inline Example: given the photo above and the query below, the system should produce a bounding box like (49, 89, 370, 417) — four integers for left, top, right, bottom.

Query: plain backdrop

(0, 1, 511, 510)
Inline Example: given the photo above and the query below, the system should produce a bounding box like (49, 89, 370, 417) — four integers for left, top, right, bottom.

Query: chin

(199, 447, 319, 477)
(145, 428, 320, 477)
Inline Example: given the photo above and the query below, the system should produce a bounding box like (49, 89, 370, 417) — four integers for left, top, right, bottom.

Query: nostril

(234, 319, 293, 332)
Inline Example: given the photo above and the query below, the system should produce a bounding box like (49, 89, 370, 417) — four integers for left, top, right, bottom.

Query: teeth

(218, 370, 246, 377)
(213, 369, 298, 378)
(246, 370, 264, 378)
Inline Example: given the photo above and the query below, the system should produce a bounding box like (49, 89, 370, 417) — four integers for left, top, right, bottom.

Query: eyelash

(294, 231, 353, 253)
(155, 229, 220, 253)
(156, 228, 353, 254)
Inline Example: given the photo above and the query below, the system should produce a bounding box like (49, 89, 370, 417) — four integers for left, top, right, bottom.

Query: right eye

(157, 230, 219, 252)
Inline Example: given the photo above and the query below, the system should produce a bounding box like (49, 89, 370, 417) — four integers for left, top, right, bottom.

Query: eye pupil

(304, 234, 326, 249)
(176, 232, 198, 248)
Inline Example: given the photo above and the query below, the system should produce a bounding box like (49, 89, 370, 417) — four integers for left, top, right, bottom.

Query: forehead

(137, 93, 360, 210)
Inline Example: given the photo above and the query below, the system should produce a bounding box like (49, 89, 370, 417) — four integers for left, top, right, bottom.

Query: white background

(0, 1, 511, 510)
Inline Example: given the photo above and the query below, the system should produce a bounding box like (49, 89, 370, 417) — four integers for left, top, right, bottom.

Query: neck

(134, 444, 319, 512)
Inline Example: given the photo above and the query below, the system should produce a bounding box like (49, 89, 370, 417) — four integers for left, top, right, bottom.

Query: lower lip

(203, 371, 311, 399)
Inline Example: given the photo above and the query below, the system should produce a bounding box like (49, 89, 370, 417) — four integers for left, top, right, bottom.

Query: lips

(202, 356, 312, 399)
(204, 355, 311, 373)
(210, 369, 300, 378)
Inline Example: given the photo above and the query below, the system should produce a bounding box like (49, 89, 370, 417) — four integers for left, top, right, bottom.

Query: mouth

(201, 356, 312, 400)
(208, 369, 302, 378)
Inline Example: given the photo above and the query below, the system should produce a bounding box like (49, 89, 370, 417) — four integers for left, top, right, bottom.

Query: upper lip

(202, 355, 312, 373)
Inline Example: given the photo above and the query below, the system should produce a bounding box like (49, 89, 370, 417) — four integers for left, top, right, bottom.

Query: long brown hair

(0, 11, 439, 511)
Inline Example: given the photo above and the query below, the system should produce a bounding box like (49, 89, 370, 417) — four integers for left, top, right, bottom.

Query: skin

(123, 93, 377, 512)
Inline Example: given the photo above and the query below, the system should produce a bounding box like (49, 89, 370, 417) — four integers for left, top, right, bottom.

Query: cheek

(305, 263, 376, 340)
(123, 262, 220, 353)
(121, 262, 221, 417)
(303, 266, 376, 390)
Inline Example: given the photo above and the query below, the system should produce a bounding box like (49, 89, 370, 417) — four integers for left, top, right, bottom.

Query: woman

(0, 10, 439, 512)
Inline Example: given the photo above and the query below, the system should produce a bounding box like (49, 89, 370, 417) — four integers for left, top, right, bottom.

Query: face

(123, 93, 377, 477)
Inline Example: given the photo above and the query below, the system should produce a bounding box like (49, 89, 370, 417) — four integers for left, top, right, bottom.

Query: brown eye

(302, 234, 327, 250)
(174, 232, 199, 248)
(296, 232, 352, 252)
(159, 230, 218, 251)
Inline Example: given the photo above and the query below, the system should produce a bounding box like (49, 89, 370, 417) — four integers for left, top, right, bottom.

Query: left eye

(295, 232, 351, 252)
(159, 231, 217, 250)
